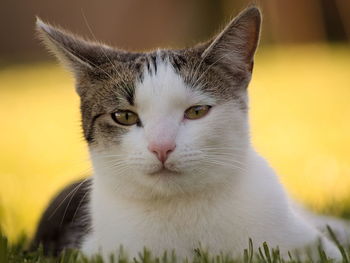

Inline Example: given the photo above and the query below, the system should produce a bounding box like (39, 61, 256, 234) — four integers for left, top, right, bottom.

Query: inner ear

(201, 7, 261, 72)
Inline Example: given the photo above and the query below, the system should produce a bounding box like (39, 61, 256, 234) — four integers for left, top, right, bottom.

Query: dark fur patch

(150, 55, 157, 74)
(30, 179, 91, 255)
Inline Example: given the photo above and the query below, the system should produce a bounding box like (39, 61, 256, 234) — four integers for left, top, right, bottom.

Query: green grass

(0, 231, 349, 263)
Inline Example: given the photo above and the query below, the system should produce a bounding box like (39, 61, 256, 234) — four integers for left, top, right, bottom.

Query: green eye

(112, 110, 139, 126)
(184, 105, 211, 120)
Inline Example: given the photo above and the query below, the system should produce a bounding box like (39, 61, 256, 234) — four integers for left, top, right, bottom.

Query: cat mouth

(149, 166, 181, 176)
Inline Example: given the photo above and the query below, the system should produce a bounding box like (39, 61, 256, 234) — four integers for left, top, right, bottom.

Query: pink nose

(148, 142, 176, 163)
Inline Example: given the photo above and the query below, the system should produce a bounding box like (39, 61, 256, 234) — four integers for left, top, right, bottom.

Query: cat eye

(111, 110, 140, 126)
(184, 105, 211, 120)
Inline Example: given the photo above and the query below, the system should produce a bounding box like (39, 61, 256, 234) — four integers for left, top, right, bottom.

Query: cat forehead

(134, 56, 213, 112)
(98, 50, 235, 106)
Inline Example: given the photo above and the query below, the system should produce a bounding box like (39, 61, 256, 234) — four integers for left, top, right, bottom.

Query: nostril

(152, 150, 159, 157)
(166, 146, 175, 156)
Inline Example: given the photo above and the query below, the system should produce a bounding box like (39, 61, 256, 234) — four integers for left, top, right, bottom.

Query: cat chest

(89, 199, 246, 257)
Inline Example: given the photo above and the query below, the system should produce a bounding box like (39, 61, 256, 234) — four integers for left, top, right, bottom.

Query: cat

(31, 6, 349, 261)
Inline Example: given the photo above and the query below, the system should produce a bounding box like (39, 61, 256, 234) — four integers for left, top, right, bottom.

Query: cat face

(36, 7, 261, 199)
(87, 55, 250, 198)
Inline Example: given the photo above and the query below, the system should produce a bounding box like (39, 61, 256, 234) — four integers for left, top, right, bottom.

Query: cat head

(36, 7, 261, 199)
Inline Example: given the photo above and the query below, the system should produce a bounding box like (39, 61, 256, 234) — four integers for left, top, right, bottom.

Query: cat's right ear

(36, 18, 113, 77)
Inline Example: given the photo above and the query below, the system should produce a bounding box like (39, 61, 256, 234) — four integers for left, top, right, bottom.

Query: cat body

(33, 7, 346, 260)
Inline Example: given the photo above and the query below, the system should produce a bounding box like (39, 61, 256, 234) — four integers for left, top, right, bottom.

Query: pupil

(126, 113, 129, 120)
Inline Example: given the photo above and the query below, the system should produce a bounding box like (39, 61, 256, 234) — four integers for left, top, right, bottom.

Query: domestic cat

(32, 7, 348, 260)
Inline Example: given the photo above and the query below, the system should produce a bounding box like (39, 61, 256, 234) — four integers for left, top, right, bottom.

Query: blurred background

(0, 0, 349, 242)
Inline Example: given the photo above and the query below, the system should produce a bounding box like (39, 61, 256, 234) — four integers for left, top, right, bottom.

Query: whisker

(200, 159, 247, 173)
(192, 53, 233, 89)
(58, 178, 90, 226)
(48, 178, 89, 220)
(72, 188, 90, 223)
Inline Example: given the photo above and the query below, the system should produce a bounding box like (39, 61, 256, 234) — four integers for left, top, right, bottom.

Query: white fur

(81, 60, 342, 260)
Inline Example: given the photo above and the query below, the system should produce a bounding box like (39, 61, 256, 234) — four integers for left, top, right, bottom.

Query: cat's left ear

(201, 7, 261, 73)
